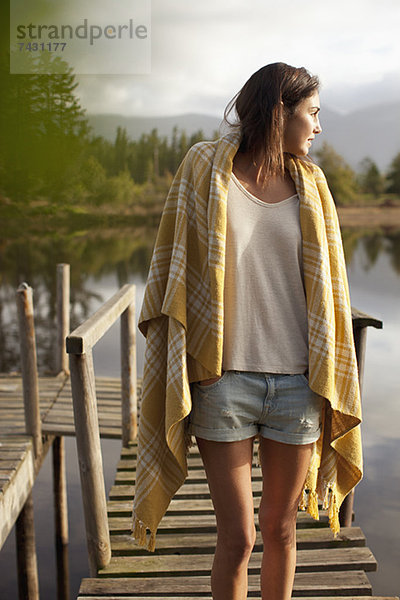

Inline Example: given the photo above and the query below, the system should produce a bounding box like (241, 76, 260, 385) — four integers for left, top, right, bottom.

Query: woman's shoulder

(294, 155, 327, 183)
(184, 138, 219, 162)
(180, 135, 234, 175)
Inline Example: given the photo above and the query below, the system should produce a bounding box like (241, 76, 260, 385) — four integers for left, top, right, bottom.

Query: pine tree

(314, 143, 360, 205)
(386, 152, 400, 195)
(0, 52, 89, 200)
(358, 158, 384, 197)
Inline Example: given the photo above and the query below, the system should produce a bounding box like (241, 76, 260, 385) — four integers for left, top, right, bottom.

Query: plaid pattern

(132, 131, 362, 550)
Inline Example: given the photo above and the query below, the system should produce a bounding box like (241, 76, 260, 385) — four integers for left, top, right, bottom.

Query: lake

(0, 220, 399, 598)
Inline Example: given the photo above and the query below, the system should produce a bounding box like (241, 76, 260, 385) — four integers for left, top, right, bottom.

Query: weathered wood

(16, 284, 42, 458)
(97, 546, 376, 577)
(52, 436, 70, 600)
(69, 350, 111, 575)
(66, 284, 136, 355)
(120, 300, 137, 446)
(0, 373, 133, 439)
(353, 325, 368, 397)
(0, 438, 35, 550)
(56, 264, 70, 375)
(16, 492, 39, 600)
(78, 570, 372, 595)
(351, 306, 383, 330)
(109, 526, 366, 556)
(115, 468, 259, 484)
(106, 511, 334, 536)
(340, 319, 369, 528)
(108, 479, 263, 499)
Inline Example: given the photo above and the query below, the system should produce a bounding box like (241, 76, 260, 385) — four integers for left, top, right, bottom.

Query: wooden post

(353, 325, 368, 397)
(16, 493, 39, 600)
(52, 436, 70, 600)
(16, 283, 42, 459)
(69, 350, 111, 575)
(56, 264, 70, 375)
(339, 323, 368, 527)
(120, 296, 137, 446)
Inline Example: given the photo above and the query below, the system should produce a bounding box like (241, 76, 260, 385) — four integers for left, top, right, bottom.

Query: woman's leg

(258, 437, 314, 600)
(196, 436, 256, 600)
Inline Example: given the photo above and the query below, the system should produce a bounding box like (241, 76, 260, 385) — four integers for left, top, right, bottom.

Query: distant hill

(310, 103, 400, 172)
(87, 113, 223, 144)
(87, 102, 400, 172)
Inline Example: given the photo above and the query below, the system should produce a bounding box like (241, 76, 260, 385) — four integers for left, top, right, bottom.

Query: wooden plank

(113, 470, 262, 485)
(0, 435, 35, 446)
(107, 512, 332, 535)
(106, 495, 336, 516)
(108, 526, 366, 555)
(108, 480, 263, 498)
(0, 450, 30, 459)
(97, 547, 376, 578)
(0, 438, 35, 550)
(78, 570, 372, 595)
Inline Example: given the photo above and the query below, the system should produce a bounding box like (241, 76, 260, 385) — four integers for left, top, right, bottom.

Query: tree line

(1, 54, 400, 209)
(314, 144, 400, 206)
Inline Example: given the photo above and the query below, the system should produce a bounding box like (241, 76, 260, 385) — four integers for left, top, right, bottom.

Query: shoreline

(3, 203, 400, 232)
(337, 206, 400, 228)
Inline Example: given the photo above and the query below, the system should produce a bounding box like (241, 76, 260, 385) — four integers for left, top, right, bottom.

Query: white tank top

(222, 172, 309, 373)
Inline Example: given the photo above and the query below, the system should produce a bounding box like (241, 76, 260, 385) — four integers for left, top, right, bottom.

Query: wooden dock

(0, 272, 140, 600)
(75, 440, 398, 600)
(0, 372, 127, 551)
(1, 270, 397, 600)
(1, 373, 397, 600)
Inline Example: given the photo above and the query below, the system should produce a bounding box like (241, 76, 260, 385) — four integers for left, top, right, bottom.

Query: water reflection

(1, 221, 400, 373)
(342, 227, 400, 274)
(0, 225, 156, 372)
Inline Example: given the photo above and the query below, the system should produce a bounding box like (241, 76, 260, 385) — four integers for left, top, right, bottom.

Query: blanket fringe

(298, 484, 340, 538)
(328, 490, 340, 537)
(298, 488, 319, 520)
(132, 514, 156, 552)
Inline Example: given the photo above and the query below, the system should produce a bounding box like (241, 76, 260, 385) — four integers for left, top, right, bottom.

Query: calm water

(0, 223, 399, 598)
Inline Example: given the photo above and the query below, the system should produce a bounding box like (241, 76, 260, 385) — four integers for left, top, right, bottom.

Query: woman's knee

(258, 508, 297, 546)
(217, 523, 256, 564)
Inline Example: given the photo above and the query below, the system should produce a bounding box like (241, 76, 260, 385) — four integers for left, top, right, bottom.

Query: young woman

(133, 63, 363, 600)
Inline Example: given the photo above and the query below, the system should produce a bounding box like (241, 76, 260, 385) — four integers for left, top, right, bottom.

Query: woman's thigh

(196, 436, 256, 541)
(258, 437, 313, 534)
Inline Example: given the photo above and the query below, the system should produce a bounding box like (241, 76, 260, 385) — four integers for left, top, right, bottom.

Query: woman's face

(283, 92, 322, 156)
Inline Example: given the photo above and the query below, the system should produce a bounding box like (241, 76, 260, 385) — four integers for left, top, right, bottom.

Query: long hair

(223, 62, 320, 186)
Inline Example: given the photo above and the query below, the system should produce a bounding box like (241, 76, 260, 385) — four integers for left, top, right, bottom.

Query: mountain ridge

(87, 102, 400, 172)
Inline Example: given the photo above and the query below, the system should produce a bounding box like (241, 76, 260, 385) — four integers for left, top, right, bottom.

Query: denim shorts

(188, 370, 324, 445)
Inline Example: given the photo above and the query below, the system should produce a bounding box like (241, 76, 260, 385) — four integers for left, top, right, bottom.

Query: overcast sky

(75, 0, 400, 117)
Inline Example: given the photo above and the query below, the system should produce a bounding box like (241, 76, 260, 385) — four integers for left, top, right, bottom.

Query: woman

(132, 63, 362, 600)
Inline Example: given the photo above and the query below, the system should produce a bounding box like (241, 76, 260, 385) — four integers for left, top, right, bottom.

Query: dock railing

(66, 284, 137, 575)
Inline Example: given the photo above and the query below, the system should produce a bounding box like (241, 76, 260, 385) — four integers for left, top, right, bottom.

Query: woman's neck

(232, 151, 296, 203)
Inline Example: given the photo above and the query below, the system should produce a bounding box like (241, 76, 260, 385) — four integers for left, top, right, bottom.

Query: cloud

(75, 0, 400, 116)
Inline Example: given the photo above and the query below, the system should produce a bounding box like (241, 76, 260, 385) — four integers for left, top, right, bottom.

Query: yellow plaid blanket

(132, 131, 362, 551)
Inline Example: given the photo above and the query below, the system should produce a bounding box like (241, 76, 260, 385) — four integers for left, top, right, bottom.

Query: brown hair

(223, 62, 320, 185)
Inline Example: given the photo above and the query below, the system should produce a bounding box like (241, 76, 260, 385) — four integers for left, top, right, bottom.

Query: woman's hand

(198, 372, 224, 386)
